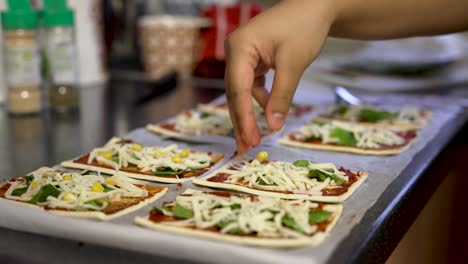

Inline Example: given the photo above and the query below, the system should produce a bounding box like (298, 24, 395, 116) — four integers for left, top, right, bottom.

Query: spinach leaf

(22, 175, 34, 183)
(200, 112, 211, 119)
(11, 187, 28, 196)
(308, 170, 345, 184)
(334, 105, 349, 115)
(330, 128, 357, 146)
(282, 214, 304, 233)
(173, 203, 194, 219)
(359, 108, 396, 123)
(111, 155, 119, 164)
(304, 135, 320, 141)
(293, 160, 309, 167)
(102, 184, 113, 192)
(153, 167, 185, 175)
(230, 204, 241, 210)
(86, 199, 108, 208)
(256, 178, 277, 186)
(309, 210, 332, 224)
(28, 184, 61, 204)
(217, 221, 245, 234)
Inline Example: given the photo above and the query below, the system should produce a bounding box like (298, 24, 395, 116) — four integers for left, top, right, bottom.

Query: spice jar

(1, 0, 42, 114)
(42, 0, 79, 111)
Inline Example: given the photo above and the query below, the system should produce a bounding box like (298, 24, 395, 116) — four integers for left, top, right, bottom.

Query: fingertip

(267, 112, 285, 131)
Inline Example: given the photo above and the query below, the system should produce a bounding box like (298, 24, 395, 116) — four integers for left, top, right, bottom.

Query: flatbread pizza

(197, 100, 313, 120)
(135, 189, 342, 248)
(192, 154, 367, 203)
(279, 119, 418, 155)
(146, 110, 273, 141)
(0, 167, 167, 221)
(319, 105, 430, 130)
(61, 137, 225, 183)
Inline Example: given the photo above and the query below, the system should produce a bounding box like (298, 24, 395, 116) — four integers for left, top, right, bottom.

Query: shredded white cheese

(216, 159, 349, 195)
(87, 138, 212, 173)
(161, 192, 327, 238)
(296, 120, 405, 149)
(174, 111, 233, 136)
(4, 167, 148, 211)
(325, 105, 423, 125)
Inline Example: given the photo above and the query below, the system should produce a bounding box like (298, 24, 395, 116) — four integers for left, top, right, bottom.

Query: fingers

(225, 34, 262, 153)
(265, 48, 303, 131)
(252, 75, 269, 109)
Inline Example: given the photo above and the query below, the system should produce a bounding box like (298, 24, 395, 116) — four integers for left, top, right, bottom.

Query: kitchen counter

(0, 71, 467, 264)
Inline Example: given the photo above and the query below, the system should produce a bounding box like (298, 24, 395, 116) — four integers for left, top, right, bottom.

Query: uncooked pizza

(135, 189, 342, 248)
(61, 137, 225, 183)
(192, 154, 367, 203)
(279, 119, 418, 155)
(0, 167, 167, 220)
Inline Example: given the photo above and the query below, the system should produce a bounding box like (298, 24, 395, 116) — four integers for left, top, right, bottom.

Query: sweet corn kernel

(31, 180, 39, 190)
(63, 192, 77, 201)
(153, 151, 166, 158)
(256, 151, 268, 162)
(172, 156, 182, 163)
(133, 144, 142, 152)
(92, 182, 104, 192)
(63, 175, 73, 181)
(105, 177, 117, 186)
(180, 149, 191, 158)
(99, 151, 113, 160)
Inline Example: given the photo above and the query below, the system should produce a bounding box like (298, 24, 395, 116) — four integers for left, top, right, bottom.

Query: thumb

(265, 50, 303, 131)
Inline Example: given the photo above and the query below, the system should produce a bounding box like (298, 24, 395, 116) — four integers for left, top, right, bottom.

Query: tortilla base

(278, 137, 413, 156)
(134, 199, 342, 248)
(0, 185, 167, 221)
(191, 156, 368, 203)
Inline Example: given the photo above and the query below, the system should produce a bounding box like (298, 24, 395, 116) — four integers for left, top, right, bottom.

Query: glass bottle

(1, 0, 42, 114)
(42, 0, 79, 112)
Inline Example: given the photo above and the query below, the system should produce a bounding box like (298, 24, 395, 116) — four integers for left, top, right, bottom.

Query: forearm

(329, 0, 468, 39)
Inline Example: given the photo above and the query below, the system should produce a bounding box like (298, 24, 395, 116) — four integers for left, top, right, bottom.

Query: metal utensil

(334, 86, 362, 106)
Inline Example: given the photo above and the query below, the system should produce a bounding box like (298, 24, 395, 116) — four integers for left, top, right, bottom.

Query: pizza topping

(152, 191, 333, 238)
(324, 105, 425, 124)
(215, 158, 349, 195)
(3, 167, 149, 211)
(294, 120, 407, 149)
(87, 138, 213, 176)
(174, 111, 233, 136)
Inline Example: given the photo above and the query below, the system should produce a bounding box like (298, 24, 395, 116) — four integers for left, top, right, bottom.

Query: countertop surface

(0, 65, 467, 263)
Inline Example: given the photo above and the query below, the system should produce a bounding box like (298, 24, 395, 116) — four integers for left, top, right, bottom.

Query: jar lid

(1, 0, 38, 30)
(42, 0, 74, 27)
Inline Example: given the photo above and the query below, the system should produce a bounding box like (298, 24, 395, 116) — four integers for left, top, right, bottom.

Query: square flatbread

(0, 167, 167, 221)
(279, 119, 419, 155)
(135, 189, 343, 248)
(61, 137, 225, 184)
(192, 156, 368, 203)
(318, 105, 431, 130)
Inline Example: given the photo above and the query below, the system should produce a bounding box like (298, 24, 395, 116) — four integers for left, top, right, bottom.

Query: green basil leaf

(282, 214, 304, 233)
(216, 220, 245, 234)
(11, 187, 28, 196)
(86, 198, 108, 208)
(330, 128, 357, 146)
(102, 184, 113, 192)
(293, 160, 309, 167)
(256, 178, 277, 186)
(308, 170, 345, 184)
(309, 210, 332, 224)
(173, 203, 194, 219)
(200, 112, 211, 119)
(111, 155, 119, 164)
(334, 105, 349, 115)
(359, 108, 396, 123)
(22, 175, 34, 183)
(312, 120, 326, 126)
(230, 204, 241, 210)
(28, 184, 61, 204)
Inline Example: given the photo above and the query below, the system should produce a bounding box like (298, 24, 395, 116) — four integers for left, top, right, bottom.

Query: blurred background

(0, 1, 467, 264)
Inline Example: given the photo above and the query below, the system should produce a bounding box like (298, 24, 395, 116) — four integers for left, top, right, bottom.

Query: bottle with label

(42, 0, 79, 112)
(1, 0, 42, 114)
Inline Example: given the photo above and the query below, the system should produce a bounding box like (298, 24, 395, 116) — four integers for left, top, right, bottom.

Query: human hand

(224, 0, 335, 153)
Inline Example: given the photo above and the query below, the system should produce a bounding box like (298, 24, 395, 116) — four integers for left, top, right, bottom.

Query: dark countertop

(0, 75, 467, 264)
